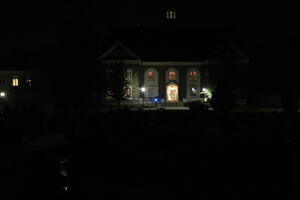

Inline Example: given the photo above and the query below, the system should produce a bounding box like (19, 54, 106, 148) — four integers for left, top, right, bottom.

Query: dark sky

(0, 1, 299, 60)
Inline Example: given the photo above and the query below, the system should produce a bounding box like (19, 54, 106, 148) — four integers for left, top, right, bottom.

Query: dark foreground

(1, 108, 299, 199)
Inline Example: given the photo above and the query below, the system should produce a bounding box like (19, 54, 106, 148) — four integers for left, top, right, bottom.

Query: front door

(167, 84, 179, 102)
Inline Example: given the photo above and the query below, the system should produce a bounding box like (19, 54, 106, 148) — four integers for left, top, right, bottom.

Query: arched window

(170, 11, 173, 19)
(145, 68, 159, 98)
(147, 71, 154, 80)
(166, 9, 176, 20)
(189, 71, 198, 80)
(168, 71, 176, 80)
(12, 78, 19, 87)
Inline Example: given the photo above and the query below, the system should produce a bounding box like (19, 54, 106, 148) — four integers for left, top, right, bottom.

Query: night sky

(0, 1, 299, 67)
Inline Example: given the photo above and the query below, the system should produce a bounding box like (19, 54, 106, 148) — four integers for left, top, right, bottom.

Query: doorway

(166, 84, 179, 102)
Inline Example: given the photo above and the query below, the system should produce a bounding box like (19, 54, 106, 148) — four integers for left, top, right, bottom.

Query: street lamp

(140, 87, 146, 107)
(0, 92, 5, 97)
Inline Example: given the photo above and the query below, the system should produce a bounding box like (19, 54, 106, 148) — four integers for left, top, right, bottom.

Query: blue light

(153, 97, 160, 103)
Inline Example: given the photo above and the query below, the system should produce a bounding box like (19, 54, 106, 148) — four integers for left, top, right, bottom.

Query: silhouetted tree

(211, 80, 234, 112)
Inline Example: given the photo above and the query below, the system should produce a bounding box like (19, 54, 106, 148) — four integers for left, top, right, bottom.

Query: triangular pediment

(99, 41, 140, 60)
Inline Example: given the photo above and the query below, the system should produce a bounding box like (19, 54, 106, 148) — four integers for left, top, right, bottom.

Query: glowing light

(12, 78, 19, 87)
(201, 88, 212, 102)
(153, 97, 160, 103)
(141, 87, 146, 92)
(0, 92, 5, 97)
(192, 88, 196, 92)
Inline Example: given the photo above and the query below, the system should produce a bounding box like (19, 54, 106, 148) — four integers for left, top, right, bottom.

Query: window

(126, 70, 133, 81)
(189, 71, 198, 80)
(168, 71, 176, 80)
(147, 71, 154, 80)
(166, 10, 176, 20)
(190, 87, 197, 97)
(148, 87, 155, 98)
(12, 78, 19, 87)
(125, 85, 133, 99)
(170, 11, 173, 19)
(26, 79, 32, 87)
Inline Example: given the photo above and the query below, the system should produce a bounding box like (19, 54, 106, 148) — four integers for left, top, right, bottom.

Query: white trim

(142, 61, 204, 66)
(99, 41, 140, 60)
(206, 60, 249, 65)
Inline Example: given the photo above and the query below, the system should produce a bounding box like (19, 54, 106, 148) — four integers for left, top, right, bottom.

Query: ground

(1, 108, 300, 199)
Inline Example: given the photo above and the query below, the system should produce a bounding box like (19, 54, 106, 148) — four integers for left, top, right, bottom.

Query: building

(99, 26, 249, 104)
(0, 64, 49, 104)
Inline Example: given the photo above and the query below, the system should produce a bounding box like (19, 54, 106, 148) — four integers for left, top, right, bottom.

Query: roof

(100, 26, 248, 62)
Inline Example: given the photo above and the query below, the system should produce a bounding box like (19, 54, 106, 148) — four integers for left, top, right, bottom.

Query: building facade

(100, 41, 248, 104)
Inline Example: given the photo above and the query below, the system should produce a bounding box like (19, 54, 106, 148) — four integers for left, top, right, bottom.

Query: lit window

(147, 71, 154, 80)
(166, 10, 176, 20)
(12, 78, 19, 87)
(26, 79, 32, 87)
(190, 87, 197, 97)
(168, 71, 176, 80)
(189, 71, 198, 80)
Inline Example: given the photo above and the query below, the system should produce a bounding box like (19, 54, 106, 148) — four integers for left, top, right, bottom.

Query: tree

(211, 80, 234, 112)
(105, 61, 129, 107)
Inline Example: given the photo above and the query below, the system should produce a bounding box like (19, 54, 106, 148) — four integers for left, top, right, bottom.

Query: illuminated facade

(100, 40, 248, 103)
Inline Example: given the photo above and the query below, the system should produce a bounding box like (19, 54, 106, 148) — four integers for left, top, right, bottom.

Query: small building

(0, 65, 48, 105)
